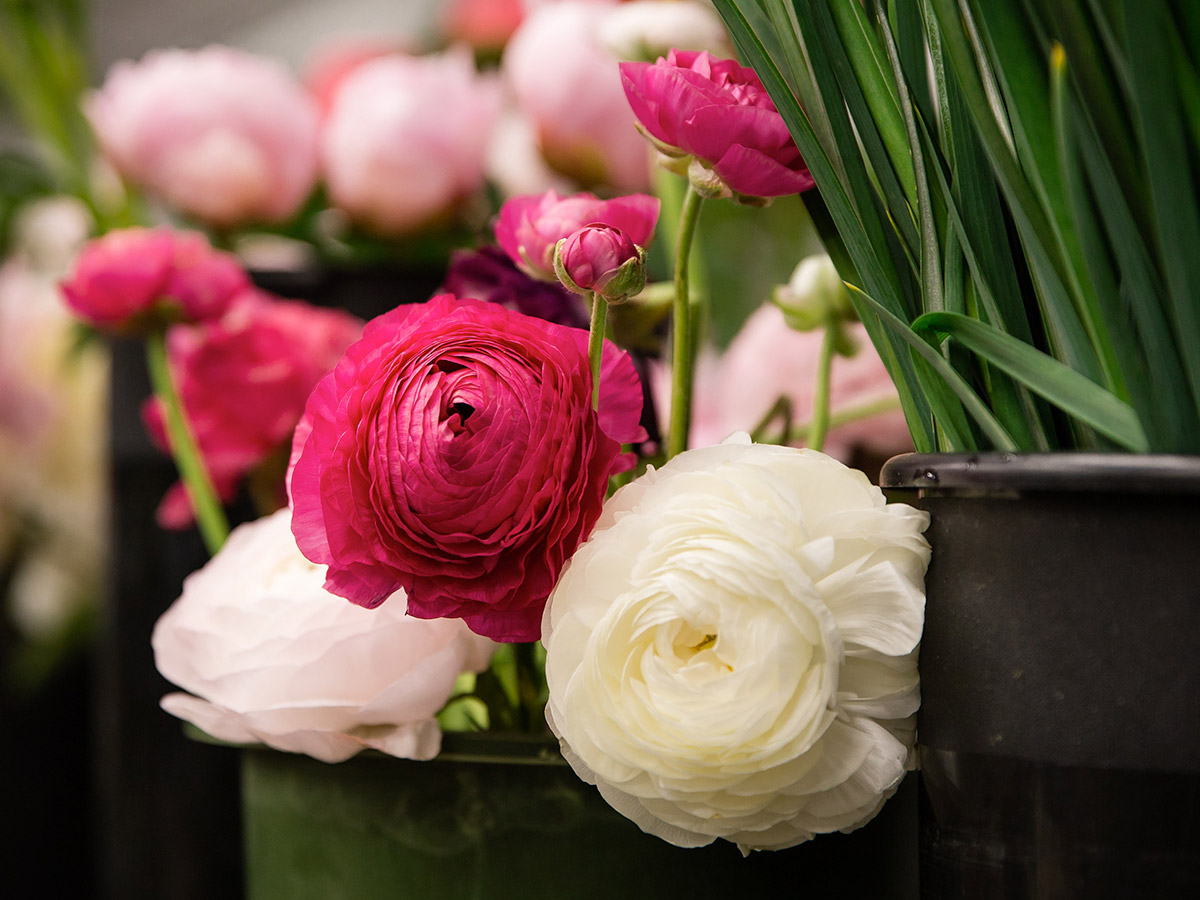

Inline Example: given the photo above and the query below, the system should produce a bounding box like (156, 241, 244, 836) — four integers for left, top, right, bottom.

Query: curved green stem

(587, 291, 607, 411)
(667, 185, 706, 459)
(807, 323, 841, 452)
(145, 331, 230, 555)
(785, 395, 904, 444)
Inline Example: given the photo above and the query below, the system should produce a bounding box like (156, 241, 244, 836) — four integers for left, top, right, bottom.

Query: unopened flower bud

(553, 224, 647, 303)
(773, 254, 855, 332)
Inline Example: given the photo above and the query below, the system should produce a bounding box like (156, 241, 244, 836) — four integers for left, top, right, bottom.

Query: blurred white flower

(0, 197, 107, 643)
(485, 107, 576, 199)
(543, 436, 930, 851)
(152, 508, 496, 763)
(599, 1, 731, 62)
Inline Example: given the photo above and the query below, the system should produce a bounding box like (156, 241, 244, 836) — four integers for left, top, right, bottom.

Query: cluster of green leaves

(713, 0, 1200, 453)
(0, 0, 99, 247)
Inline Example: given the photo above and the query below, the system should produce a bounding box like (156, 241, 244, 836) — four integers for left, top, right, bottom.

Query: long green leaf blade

(850, 288, 1018, 451)
(913, 311, 1148, 451)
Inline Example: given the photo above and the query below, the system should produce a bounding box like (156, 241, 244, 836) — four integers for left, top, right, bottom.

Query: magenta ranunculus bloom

(87, 46, 319, 227)
(555, 224, 646, 302)
(143, 291, 363, 528)
(288, 294, 647, 643)
(60, 228, 249, 331)
(620, 49, 814, 199)
(494, 190, 659, 282)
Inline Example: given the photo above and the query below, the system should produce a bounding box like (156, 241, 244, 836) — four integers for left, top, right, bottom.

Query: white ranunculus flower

(152, 508, 495, 763)
(542, 435, 930, 852)
(599, 1, 732, 63)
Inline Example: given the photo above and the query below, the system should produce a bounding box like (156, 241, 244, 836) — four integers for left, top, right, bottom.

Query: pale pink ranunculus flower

(653, 303, 912, 460)
(87, 46, 319, 227)
(153, 507, 496, 763)
(320, 50, 501, 236)
(303, 39, 409, 117)
(503, 0, 652, 190)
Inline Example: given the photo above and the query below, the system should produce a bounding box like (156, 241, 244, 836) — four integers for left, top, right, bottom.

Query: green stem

(587, 291, 607, 411)
(145, 331, 230, 555)
(513, 642, 546, 734)
(750, 396, 794, 444)
(785, 395, 904, 444)
(667, 185, 706, 459)
(807, 323, 840, 452)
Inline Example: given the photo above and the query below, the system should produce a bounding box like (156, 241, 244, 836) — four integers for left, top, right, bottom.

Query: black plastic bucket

(881, 453, 1200, 898)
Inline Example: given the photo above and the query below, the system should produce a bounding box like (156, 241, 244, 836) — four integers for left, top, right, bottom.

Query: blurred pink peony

(503, 0, 652, 190)
(320, 50, 501, 236)
(60, 228, 248, 331)
(621, 50, 814, 198)
(442, 0, 525, 52)
(288, 294, 646, 643)
(143, 291, 363, 528)
(495, 189, 659, 281)
(87, 46, 319, 227)
(153, 507, 496, 763)
(303, 39, 409, 117)
(555, 223, 646, 301)
(653, 303, 911, 460)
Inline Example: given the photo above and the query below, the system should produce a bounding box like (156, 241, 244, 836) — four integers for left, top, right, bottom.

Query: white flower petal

(543, 440, 929, 850)
(152, 508, 496, 763)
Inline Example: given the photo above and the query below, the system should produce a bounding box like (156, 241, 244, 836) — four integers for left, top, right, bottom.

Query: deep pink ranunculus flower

(287, 294, 647, 643)
(494, 190, 659, 282)
(60, 228, 249, 331)
(620, 49, 814, 198)
(143, 290, 363, 528)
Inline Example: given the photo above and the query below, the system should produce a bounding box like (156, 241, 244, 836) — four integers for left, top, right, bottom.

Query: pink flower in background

(442, 0, 525, 52)
(653, 303, 911, 460)
(153, 508, 496, 763)
(87, 46, 319, 227)
(288, 294, 646, 643)
(60, 228, 248, 331)
(320, 50, 500, 236)
(495, 190, 659, 281)
(503, 1, 652, 190)
(555, 223, 646, 301)
(143, 291, 363, 528)
(303, 40, 408, 117)
(620, 50, 814, 198)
